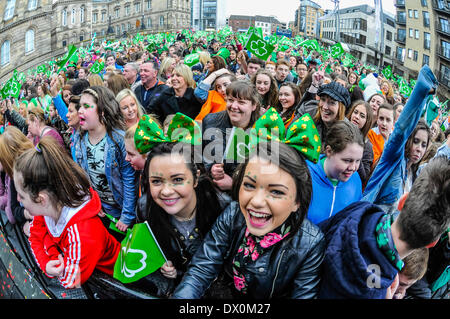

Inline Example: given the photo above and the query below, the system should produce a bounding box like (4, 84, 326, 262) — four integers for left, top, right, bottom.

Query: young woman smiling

(306, 120, 364, 225)
(251, 68, 279, 115)
(367, 103, 395, 167)
(173, 141, 325, 299)
(276, 82, 302, 129)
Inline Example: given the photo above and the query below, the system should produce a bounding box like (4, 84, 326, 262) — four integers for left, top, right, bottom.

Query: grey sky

(225, 0, 396, 23)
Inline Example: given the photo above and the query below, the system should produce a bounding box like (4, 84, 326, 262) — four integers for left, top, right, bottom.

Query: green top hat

(213, 48, 230, 65)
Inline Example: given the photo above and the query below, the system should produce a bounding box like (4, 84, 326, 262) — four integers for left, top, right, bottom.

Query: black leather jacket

(172, 201, 325, 299)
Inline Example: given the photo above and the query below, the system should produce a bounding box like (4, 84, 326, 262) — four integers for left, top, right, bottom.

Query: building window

(424, 32, 431, 49)
(413, 50, 418, 61)
(414, 10, 419, 18)
(160, 16, 164, 27)
(408, 48, 413, 59)
(415, 29, 420, 39)
(408, 9, 413, 18)
(421, 0, 427, 6)
(146, 0, 152, 10)
(442, 40, 450, 59)
(101, 11, 106, 22)
(135, 2, 141, 13)
(71, 8, 76, 24)
(423, 54, 429, 66)
(386, 30, 392, 41)
(147, 17, 152, 28)
(115, 8, 120, 18)
(80, 6, 85, 23)
(28, 0, 37, 11)
(25, 29, 34, 53)
(439, 18, 449, 33)
(423, 11, 430, 27)
(62, 9, 67, 26)
(385, 45, 391, 56)
(93, 12, 98, 23)
(4, 0, 16, 21)
(125, 5, 130, 16)
(1, 41, 10, 65)
(409, 28, 414, 38)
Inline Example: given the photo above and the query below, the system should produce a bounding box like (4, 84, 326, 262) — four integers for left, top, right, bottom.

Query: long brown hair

(14, 136, 91, 209)
(346, 100, 373, 139)
(225, 80, 261, 129)
(0, 126, 34, 177)
(251, 68, 279, 109)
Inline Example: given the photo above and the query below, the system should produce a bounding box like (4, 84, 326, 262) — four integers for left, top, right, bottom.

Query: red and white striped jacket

(28, 188, 121, 289)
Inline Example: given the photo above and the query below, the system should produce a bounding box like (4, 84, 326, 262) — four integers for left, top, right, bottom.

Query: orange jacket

(195, 90, 227, 122)
(367, 127, 386, 168)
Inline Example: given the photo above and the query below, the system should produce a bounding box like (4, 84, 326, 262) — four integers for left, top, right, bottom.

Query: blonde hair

(198, 51, 211, 66)
(88, 73, 104, 87)
(173, 64, 196, 89)
(116, 88, 145, 119)
(159, 57, 176, 78)
(0, 126, 34, 177)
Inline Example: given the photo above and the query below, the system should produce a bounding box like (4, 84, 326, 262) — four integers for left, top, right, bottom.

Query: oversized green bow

(250, 107, 321, 163)
(134, 113, 202, 154)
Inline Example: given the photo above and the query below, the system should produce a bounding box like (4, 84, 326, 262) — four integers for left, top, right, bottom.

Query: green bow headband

(134, 113, 202, 154)
(250, 107, 322, 163)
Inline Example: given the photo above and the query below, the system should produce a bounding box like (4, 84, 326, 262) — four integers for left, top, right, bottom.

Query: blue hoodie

(306, 156, 362, 225)
(318, 201, 398, 299)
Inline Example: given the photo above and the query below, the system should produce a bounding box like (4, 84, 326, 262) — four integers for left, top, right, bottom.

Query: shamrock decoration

(245, 33, 274, 61)
(330, 43, 345, 58)
(250, 39, 268, 57)
(382, 65, 393, 80)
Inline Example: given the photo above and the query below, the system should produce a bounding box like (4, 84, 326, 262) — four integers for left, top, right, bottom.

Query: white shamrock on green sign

(120, 245, 148, 279)
(250, 39, 269, 58)
(330, 44, 344, 58)
(9, 81, 20, 96)
(185, 55, 195, 64)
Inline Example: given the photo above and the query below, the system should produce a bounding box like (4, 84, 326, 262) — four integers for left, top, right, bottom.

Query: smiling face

(350, 104, 367, 130)
(369, 94, 384, 116)
(239, 157, 299, 237)
(255, 74, 271, 96)
(149, 154, 198, 219)
(278, 85, 296, 111)
(226, 95, 256, 129)
(319, 94, 340, 125)
(170, 71, 187, 91)
(119, 95, 138, 123)
(325, 143, 364, 182)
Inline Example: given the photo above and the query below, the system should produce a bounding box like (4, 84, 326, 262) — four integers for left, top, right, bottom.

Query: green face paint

(83, 103, 95, 109)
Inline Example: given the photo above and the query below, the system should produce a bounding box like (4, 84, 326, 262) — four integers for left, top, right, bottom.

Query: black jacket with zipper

(172, 201, 325, 299)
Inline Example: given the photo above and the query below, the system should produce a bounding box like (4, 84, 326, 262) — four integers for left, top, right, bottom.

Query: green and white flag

(37, 64, 48, 74)
(299, 39, 320, 52)
(399, 78, 412, 97)
(223, 127, 250, 163)
(113, 221, 167, 284)
(184, 53, 200, 67)
(1, 74, 22, 99)
(382, 65, 393, 79)
(89, 59, 105, 74)
(330, 42, 345, 58)
(245, 32, 274, 61)
(56, 44, 78, 71)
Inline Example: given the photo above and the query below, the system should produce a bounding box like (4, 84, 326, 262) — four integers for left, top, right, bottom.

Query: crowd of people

(0, 28, 449, 300)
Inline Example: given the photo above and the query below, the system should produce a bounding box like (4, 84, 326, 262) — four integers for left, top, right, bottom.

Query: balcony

(396, 16, 406, 25)
(432, 0, 450, 16)
(437, 45, 450, 62)
(437, 70, 450, 89)
(395, 34, 406, 45)
(436, 20, 450, 37)
(395, 0, 405, 8)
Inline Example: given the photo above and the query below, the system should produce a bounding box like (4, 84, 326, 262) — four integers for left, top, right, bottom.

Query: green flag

(223, 127, 250, 163)
(89, 59, 105, 74)
(56, 45, 77, 68)
(299, 39, 320, 52)
(425, 95, 440, 126)
(184, 53, 200, 67)
(37, 64, 48, 74)
(1, 75, 22, 99)
(113, 221, 167, 284)
(330, 43, 345, 58)
(399, 78, 412, 97)
(382, 65, 393, 79)
(245, 32, 274, 61)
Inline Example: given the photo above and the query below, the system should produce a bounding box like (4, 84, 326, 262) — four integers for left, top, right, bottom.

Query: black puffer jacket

(172, 201, 325, 299)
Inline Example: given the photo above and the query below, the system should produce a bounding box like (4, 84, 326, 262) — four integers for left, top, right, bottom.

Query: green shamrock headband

(134, 113, 202, 154)
(250, 107, 322, 163)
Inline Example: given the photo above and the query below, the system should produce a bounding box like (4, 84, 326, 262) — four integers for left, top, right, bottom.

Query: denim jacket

(72, 129, 138, 225)
(363, 65, 438, 210)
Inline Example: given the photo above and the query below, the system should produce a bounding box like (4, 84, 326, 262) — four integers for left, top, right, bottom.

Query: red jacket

(28, 188, 121, 289)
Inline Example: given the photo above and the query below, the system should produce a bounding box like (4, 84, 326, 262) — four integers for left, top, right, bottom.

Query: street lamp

(141, 14, 146, 30)
(107, 16, 114, 34)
